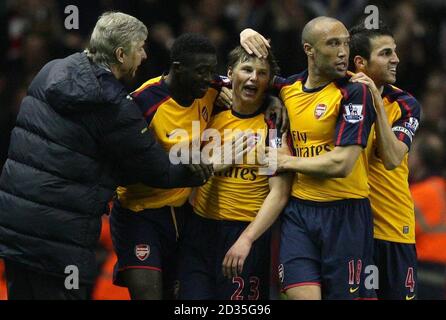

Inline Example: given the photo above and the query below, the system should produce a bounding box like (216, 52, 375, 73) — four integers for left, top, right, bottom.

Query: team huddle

(0, 12, 421, 300)
(110, 16, 420, 300)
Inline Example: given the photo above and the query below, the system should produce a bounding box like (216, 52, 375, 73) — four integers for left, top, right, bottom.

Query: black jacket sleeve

(113, 123, 207, 188)
(92, 87, 207, 188)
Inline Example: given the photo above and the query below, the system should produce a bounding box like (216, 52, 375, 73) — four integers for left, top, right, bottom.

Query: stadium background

(0, 0, 445, 299)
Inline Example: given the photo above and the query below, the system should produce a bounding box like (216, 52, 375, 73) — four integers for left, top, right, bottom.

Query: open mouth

(243, 84, 258, 97)
(389, 67, 397, 75)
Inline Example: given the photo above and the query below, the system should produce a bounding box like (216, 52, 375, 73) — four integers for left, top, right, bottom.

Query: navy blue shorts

(178, 212, 271, 300)
(373, 239, 417, 300)
(110, 199, 187, 296)
(279, 197, 376, 300)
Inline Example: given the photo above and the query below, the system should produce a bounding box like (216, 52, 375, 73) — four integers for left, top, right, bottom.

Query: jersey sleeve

(130, 84, 170, 125)
(271, 75, 287, 96)
(271, 74, 303, 98)
(210, 74, 232, 91)
(334, 82, 376, 148)
(391, 95, 421, 150)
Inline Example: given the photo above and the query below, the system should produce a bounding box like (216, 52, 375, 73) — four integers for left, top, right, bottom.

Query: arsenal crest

(135, 244, 150, 261)
(314, 104, 327, 119)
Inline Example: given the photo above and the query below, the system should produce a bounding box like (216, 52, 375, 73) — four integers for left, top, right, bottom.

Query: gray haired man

(0, 12, 212, 300)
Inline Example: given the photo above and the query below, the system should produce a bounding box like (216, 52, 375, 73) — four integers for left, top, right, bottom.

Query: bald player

(241, 17, 376, 300)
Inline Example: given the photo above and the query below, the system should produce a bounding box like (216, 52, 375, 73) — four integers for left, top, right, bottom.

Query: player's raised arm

(240, 28, 271, 58)
(350, 72, 415, 170)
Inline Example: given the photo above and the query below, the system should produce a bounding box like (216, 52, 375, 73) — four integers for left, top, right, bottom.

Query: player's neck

(110, 64, 123, 80)
(164, 73, 194, 106)
(375, 81, 384, 94)
(378, 85, 384, 94)
(305, 71, 331, 89)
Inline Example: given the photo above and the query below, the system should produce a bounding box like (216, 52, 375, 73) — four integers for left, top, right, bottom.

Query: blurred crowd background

(0, 0, 445, 300)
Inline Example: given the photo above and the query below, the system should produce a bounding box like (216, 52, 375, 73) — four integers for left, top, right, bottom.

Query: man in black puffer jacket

(0, 12, 213, 300)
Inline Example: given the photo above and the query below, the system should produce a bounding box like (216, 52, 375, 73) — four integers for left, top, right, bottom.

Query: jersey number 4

(405, 267, 415, 293)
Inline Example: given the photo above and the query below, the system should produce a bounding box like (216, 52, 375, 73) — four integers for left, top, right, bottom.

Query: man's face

(229, 56, 271, 108)
(312, 22, 350, 80)
(121, 39, 147, 80)
(178, 53, 218, 99)
(364, 35, 399, 87)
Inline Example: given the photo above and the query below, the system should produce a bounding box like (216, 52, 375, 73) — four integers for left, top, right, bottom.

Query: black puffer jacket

(0, 52, 204, 283)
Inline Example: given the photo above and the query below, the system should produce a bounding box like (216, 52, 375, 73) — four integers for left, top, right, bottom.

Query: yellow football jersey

(367, 84, 421, 243)
(117, 75, 225, 211)
(192, 107, 276, 222)
(274, 71, 375, 201)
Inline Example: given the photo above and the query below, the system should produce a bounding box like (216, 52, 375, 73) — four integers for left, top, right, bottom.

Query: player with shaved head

(240, 17, 377, 300)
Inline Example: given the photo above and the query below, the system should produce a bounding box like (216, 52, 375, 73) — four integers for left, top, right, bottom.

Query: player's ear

(227, 67, 233, 80)
(353, 55, 367, 70)
(303, 43, 313, 58)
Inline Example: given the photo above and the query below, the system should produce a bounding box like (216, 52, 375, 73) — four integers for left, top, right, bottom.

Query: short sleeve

(391, 95, 421, 150)
(334, 83, 376, 148)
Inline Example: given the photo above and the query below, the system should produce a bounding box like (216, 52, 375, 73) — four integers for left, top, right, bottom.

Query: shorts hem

(117, 266, 162, 272)
(282, 282, 321, 293)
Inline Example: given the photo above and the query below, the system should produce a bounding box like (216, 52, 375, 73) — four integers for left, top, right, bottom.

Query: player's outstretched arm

(350, 72, 408, 170)
(101, 108, 212, 188)
(275, 144, 363, 178)
(206, 132, 257, 173)
(222, 173, 292, 279)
